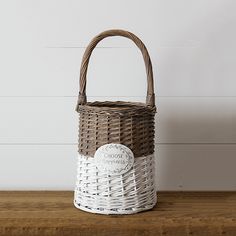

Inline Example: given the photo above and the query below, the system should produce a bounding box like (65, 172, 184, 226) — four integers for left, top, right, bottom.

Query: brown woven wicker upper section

(78, 101, 156, 157)
(76, 29, 156, 157)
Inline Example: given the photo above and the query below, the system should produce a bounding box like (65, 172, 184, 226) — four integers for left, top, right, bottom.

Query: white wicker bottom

(74, 153, 157, 215)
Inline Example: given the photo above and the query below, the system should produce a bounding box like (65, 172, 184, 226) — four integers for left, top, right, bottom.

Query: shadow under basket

(74, 29, 157, 214)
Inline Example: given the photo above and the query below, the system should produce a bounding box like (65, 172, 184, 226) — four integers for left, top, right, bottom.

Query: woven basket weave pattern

(78, 102, 156, 157)
(74, 154, 157, 214)
(74, 29, 157, 214)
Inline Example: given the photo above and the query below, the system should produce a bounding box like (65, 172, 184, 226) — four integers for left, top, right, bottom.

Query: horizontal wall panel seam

(1, 143, 236, 146)
(45, 46, 131, 49)
(1, 96, 236, 98)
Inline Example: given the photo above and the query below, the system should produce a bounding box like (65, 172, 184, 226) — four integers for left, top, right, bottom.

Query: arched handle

(76, 29, 155, 110)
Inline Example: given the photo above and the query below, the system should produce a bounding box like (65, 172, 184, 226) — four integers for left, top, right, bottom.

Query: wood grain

(0, 191, 236, 236)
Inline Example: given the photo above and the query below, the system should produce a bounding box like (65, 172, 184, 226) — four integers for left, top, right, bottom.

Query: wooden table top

(0, 191, 236, 236)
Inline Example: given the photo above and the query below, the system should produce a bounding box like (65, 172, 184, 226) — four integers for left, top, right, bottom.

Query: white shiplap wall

(0, 0, 236, 190)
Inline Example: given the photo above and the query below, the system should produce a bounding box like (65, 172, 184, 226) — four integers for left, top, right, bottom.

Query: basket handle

(76, 29, 155, 110)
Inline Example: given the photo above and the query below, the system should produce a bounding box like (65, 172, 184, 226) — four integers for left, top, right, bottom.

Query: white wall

(0, 0, 236, 190)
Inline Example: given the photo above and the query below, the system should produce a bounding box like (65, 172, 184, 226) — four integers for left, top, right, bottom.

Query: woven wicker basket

(74, 29, 157, 214)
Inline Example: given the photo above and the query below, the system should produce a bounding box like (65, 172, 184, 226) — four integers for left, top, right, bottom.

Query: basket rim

(77, 101, 156, 114)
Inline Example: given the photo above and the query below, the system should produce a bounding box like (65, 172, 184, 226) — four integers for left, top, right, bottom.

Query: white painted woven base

(74, 153, 157, 215)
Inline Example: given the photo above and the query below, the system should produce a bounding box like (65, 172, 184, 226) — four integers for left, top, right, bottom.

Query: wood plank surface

(0, 192, 236, 236)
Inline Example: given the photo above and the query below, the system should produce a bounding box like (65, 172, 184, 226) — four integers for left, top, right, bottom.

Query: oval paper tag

(94, 143, 134, 175)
